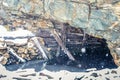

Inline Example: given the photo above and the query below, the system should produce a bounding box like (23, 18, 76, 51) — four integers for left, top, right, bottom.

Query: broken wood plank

(32, 37, 48, 60)
(8, 47, 26, 63)
(51, 29, 75, 61)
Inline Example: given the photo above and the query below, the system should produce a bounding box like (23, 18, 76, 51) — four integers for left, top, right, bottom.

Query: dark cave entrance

(44, 21, 117, 69)
(4, 21, 117, 71)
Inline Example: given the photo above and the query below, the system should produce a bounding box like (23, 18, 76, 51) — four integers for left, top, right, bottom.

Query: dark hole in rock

(4, 21, 117, 70)
(45, 21, 117, 69)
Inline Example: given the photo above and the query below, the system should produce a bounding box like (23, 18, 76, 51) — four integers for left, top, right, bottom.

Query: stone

(105, 77, 110, 80)
(0, 8, 7, 18)
(27, 42, 35, 49)
(17, 47, 25, 54)
(90, 73, 99, 77)
(24, 49, 28, 54)
(116, 48, 120, 55)
(0, 41, 7, 50)
(0, 56, 8, 65)
(111, 70, 117, 74)
(35, 20, 53, 28)
(20, 53, 26, 59)
(3, 53, 10, 59)
(117, 66, 120, 73)
(29, 49, 36, 56)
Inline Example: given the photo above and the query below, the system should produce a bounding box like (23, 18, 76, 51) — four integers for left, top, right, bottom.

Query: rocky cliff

(0, 0, 120, 66)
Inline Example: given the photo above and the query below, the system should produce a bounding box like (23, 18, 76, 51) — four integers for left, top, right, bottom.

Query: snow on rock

(0, 64, 120, 80)
(0, 28, 34, 38)
(0, 26, 34, 46)
(0, 25, 7, 33)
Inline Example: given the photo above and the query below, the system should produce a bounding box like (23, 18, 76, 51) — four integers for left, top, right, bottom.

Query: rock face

(0, 0, 120, 66)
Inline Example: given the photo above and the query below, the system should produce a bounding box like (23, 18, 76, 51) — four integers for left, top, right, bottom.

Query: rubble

(8, 47, 26, 63)
(0, 25, 48, 65)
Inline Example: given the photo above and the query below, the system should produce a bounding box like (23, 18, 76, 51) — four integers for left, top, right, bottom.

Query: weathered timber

(32, 37, 48, 60)
(8, 47, 26, 63)
(61, 23, 66, 45)
(51, 29, 75, 61)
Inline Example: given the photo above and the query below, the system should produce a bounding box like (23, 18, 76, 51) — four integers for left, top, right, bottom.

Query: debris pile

(0, 26, 45, 65)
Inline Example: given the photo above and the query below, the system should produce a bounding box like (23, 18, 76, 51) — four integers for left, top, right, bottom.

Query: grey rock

(105, 71, 109, 75)
(111, 70, 117, 74)
(116, 48, 120, 56)
(90, 73, 99, 77)
(105, 77, 110, 80)
(3, 0, 118, 32)
(24, 3, 31, 13)
(111, 31, 120, 41)
(6, 0, 19, 7)
(0, 8, 7, 18)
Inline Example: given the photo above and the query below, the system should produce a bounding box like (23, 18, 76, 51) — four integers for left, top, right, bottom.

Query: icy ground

(0, 60, 120, 80)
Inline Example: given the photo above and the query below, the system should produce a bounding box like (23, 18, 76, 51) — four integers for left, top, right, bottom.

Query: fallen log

(51, 29, 75, 61)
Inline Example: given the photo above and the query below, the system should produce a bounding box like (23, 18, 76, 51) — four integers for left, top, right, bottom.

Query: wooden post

(61, 23, 66, 46)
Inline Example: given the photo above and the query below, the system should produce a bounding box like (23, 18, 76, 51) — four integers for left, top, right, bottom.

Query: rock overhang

(0, 0, 120, 66)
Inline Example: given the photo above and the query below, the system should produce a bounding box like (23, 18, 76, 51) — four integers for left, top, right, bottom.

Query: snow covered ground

(0, 25, 34, 46)
(0, 62, 120, 80)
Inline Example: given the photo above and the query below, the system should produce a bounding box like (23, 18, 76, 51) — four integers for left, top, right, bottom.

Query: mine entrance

(37, 21, 117, 69)
(3, 20, 117, 70)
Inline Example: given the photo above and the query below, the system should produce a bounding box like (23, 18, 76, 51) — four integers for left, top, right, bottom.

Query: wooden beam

(32, 37, 48, 60)
(8, 47, 26, 63)
(51, 29, 75, 61)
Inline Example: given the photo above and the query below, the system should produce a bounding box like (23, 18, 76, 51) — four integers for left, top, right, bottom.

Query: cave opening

(46, 22, 117, 69)
(3, 20, 117, 70)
